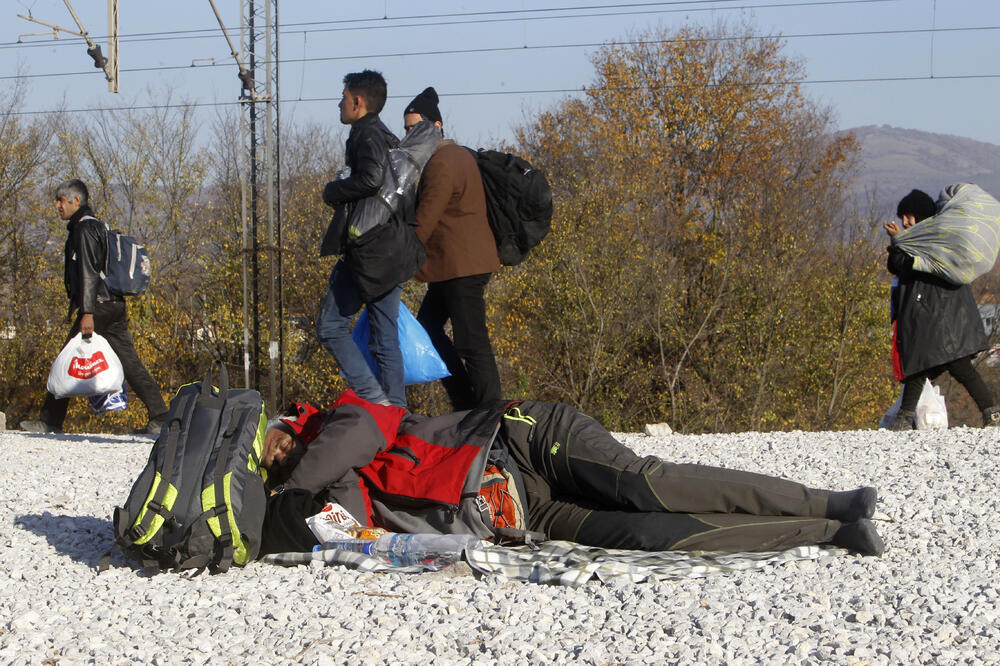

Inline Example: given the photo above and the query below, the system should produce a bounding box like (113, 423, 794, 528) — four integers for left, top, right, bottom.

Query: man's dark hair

(54, 179, 89, 206)
(343, 70, 387, 114)
(896, 189, 936, 223)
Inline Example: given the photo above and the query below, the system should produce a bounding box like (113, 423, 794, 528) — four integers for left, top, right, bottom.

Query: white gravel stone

(3, 427, 1000, 663)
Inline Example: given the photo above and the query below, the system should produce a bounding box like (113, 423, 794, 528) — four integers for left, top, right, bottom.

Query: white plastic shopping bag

(47, 332, 125, 398)
(915, 378, 948, 430)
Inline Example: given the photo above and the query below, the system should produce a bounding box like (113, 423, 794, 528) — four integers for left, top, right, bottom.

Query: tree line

(2, 24, 996, 433)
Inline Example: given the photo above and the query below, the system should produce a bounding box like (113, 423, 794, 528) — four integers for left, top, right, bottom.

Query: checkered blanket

(261, 540, 841, 588)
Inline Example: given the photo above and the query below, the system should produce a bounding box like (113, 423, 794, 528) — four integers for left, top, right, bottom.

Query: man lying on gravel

(256, 391, 885, 558)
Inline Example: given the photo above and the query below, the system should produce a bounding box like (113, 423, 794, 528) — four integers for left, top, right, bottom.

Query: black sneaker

(133, 418, 164, 436)
(982, 406, 1000, 428)
(20, 420, 62, 434)
(889, 409, 915, 431)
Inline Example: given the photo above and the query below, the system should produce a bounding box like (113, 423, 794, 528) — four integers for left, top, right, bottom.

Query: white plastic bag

(915, 378, 948, 430)
(47, 332, 125, 398)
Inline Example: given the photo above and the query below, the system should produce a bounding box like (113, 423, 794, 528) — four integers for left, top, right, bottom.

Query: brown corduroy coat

(413, 140, 501, 283)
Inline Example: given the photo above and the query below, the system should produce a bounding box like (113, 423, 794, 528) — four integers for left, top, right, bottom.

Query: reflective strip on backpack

(246, 410, 269, 482)
(200, 473, 249, 565)
(132, 472, 178, 545)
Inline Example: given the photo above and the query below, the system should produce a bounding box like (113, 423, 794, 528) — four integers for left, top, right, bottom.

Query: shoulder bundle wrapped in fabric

(347, 120, 443, 240)
(892, 183, 1000, 284)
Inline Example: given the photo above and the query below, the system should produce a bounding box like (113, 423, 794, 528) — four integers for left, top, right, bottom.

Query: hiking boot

(889, 409, 915, 431)
(20, 420, 62, 434)
(133, 418, 164, 436)
(982, 406, 1000, 428)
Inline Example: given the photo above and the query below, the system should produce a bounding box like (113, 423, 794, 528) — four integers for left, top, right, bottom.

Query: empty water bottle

(318, 532, 482, 571)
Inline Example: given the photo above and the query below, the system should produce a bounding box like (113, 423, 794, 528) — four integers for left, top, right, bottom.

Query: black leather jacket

(64, 206, 118, 313)
(320, 113, 399, 256)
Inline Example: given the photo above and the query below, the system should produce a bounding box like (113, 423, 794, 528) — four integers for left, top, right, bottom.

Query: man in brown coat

(403, 87, 502, 409)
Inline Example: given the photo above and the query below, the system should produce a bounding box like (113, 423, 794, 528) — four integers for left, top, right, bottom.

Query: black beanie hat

(896, 189, 936, 223)
(404, 86, 442, 124)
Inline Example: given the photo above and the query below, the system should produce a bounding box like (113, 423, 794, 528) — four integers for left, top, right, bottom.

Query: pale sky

(3, 0, 1000, 148)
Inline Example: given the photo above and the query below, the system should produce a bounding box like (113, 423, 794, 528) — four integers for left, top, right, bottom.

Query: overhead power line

(1, 0, 892, 50)
(7, 71, 1000, 117)
(3, 24, 998, 83)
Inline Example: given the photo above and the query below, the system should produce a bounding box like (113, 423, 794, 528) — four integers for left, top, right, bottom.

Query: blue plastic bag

(351, 303, 450, 385)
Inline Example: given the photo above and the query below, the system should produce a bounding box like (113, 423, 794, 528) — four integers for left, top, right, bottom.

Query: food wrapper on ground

(305, 503, 361, 543)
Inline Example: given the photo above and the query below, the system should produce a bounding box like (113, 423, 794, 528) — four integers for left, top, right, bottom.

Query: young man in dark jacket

(20, 179, 168, 434)
(258, 392, 884, 558)
(884, 189, 999, 429)
(317, 70, 406, 407)
(403, 87, 503, 409)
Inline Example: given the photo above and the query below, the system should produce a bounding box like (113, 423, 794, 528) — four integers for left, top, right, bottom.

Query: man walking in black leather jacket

(21, 179, 168, 434)
(316, 70, 408, 407)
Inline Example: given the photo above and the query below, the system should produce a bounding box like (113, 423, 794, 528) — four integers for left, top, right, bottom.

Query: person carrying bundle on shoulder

(883, 188, 1000, 430)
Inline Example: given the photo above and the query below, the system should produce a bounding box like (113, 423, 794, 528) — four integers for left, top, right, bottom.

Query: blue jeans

(316, 261, 405, 407)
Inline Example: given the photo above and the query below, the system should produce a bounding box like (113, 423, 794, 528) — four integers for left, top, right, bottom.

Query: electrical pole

(239, 0, 283, 410)
(17, 0, 119, 92)
(207, 0, 283, 407)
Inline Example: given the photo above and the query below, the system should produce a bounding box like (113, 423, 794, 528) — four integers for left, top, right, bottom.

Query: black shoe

(889, 409, 915, 431)
(133, 418, 164, 436)
(831, 519, 885, 556)
(20, 420, 62, 434)
(982, 406, 1000, 428)
(826, 487, 877, 523)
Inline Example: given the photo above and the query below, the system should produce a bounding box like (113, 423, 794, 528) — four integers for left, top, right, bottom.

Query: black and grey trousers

(499, 401, 841, 552)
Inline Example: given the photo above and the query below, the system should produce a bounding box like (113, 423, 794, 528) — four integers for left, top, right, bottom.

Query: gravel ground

(2, 425, 999, 665)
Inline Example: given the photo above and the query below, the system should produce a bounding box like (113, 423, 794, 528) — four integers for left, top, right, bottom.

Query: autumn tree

(0, 82, 65, 421)
(490, 23, 892, 432)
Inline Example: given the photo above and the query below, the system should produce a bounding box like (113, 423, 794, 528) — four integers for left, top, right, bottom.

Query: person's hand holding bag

(47, 332, 125, 398)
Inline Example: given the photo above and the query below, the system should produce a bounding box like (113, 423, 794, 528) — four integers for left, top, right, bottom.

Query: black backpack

(81, 215, 151, 296)
(107, 363, 270, 574)
(467, 148, 553, 266)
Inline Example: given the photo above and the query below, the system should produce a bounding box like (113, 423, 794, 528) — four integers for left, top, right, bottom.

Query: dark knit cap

(896, 189, 937, 223)
(404, 87, 442, 124)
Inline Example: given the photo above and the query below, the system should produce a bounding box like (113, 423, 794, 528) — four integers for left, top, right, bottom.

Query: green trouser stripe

(132, 473, 178, 545)
(670, 517, 821, 550)
(201, 472, 248, 565)
(503, 406, 537, 425)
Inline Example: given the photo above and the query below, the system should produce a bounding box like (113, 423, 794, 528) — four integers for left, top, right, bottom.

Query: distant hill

(842, 125, 1000, 215)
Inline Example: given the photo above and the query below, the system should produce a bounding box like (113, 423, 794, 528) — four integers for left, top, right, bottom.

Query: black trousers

(500, 401, 841, 552)
(417, 273, 502, 410)
(39, 300, 168, 428)
(900, 355, 995, 413)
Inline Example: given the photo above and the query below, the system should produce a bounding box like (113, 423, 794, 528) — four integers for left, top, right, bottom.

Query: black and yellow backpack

(107, 362, 269, 574)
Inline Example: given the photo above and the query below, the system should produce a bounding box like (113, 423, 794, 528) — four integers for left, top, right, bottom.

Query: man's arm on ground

(284, 404, 387, 494)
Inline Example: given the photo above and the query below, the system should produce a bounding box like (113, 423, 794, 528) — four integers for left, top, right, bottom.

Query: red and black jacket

(283, 390, 513, 530)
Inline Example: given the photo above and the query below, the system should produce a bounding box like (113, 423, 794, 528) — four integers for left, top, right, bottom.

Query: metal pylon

(239, 0, 283, 410)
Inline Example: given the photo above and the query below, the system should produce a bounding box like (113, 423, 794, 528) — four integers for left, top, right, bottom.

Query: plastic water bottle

(317, 533, 481, 570)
